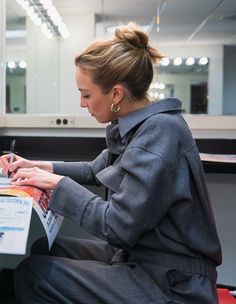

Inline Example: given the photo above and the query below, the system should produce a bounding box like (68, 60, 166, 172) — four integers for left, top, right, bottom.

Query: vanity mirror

(2, 0, 236, 117)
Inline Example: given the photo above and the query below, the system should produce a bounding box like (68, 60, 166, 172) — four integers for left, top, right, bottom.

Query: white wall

(207, 173, 236, 286)
(26, 13, 95, 115)
(58, 13, 95, 115)
(223, 46, 236, 114)
(26, 19, 60, 113)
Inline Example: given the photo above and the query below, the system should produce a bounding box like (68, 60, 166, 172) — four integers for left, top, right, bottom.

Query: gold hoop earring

(111, 103, 120, 113)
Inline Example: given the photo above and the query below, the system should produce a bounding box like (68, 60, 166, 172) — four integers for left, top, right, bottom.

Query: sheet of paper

(0, 196, 33, 255)
(0, 177, 11, 186)
(0, 178, 64, 250)
(200, 153, 236, 163)
(33, 203, 64, 249)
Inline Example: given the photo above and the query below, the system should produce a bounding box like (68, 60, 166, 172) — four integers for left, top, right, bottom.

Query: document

(0, 177, 64, 254)
(200, 153, 236, 163)
(0, 196, 33, 255)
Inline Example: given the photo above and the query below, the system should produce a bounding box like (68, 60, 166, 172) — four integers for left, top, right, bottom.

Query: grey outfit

(14, 98, 222, 304)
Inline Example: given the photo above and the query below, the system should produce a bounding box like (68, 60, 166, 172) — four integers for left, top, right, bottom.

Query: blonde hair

(75, 22, 163, 100)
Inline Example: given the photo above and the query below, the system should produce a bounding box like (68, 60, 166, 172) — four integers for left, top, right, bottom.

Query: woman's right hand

(0, 154, 37, 177)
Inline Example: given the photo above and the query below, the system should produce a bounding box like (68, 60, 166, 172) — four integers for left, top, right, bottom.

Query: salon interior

(0, 0, 236, 299)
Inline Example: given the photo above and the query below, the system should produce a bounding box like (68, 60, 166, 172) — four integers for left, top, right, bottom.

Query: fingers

(10, 167, 49, 188)
(0, 154, 29, 176)
(11, 177, 31, 186)
(11, 167, 37, 181)
(8, 158, 24, 175)
(0, 154, 11, 176)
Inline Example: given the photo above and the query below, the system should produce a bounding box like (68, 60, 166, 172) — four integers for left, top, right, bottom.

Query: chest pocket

(96, 165, 125, 194)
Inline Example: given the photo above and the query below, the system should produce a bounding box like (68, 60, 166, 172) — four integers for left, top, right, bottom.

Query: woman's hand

(10, 167, 64, 190)
(0, 154, 53, 177)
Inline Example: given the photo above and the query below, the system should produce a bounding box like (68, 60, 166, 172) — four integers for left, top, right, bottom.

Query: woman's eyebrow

(79, 88, 90, 92)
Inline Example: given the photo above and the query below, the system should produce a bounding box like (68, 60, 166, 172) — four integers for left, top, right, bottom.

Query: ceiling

(6, 0, 236, 46)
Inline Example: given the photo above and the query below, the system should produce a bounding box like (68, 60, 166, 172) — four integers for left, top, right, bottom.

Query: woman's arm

(52, 149, 109, 185)
(0, 154, 53, 176)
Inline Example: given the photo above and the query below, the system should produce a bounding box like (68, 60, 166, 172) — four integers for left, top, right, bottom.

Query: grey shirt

(50, 98, 222, 267)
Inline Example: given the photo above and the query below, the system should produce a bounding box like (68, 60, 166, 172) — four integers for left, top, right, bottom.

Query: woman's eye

(83, 95, 90, 99)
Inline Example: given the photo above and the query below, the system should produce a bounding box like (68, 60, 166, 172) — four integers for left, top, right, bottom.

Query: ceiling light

(160, 57, 170, 66)
(158, 83, 165, 90)
(198, 57, 208, 65)
(185, 57, 195, 66)
(8, 61, 17, 69)
(19, 61, 27, 69)
(15, 0, 70, 39)
(173, 57, 182, 66)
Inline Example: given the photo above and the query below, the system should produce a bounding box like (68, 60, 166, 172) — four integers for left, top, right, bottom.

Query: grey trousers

(14, 237, 218, 304)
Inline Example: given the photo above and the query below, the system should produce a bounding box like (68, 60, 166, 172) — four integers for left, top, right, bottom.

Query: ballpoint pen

(7, 139, 16, 178)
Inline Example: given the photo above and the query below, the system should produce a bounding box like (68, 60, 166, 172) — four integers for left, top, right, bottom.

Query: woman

(0, 22, 222, 303)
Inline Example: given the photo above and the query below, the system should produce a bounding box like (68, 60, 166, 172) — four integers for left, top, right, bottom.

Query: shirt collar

(117, 98, 182, 138)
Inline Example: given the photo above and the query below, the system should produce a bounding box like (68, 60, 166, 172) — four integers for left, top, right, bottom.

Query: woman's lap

(14, 237, 218, 304)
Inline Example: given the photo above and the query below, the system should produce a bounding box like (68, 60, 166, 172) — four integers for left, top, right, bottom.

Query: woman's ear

(112, 85, 125, 103)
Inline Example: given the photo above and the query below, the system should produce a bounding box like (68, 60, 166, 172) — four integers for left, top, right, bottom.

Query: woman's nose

(80, 99, 87, 108)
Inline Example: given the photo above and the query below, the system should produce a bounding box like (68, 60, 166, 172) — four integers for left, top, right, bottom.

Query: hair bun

(114, 22, 148, 50)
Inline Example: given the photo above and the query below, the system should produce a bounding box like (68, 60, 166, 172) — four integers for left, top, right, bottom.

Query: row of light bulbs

(149, 92, 165, 100)
(6, 61, 27, 69)
(16, 0, 70, 39)
(160, 57, 209, 66)
(148, 81, 166, 100)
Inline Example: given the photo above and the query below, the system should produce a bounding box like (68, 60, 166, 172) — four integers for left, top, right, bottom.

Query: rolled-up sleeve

(49, 146, 172, 248)
(53, 149, 108, 185)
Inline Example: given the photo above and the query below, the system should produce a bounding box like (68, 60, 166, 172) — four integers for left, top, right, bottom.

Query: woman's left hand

(10, 167, 64, 190)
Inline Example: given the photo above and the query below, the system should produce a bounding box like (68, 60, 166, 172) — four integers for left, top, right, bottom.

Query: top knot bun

(114, 22, 148, 50)
(75, 21, 163, 101)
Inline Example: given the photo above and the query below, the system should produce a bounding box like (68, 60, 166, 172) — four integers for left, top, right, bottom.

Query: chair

(218, 288, 236, 304)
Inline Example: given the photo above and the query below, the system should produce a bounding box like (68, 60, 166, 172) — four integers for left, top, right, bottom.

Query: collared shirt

(51, 98, 222, 266)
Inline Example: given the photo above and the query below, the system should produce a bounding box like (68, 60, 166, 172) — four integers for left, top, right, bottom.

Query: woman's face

(75, 67, 115, 123)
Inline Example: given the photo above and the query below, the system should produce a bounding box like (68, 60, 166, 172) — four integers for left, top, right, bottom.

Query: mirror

(149, 57, 209, 114)
(4, 0, 236, 116)
(6, 1, 26, 113)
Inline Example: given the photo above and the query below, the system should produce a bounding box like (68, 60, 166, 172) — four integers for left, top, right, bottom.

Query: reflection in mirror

(6, 1, 26, 113)
(4, 1, 211, 116)
(149, 57, 209, 114)
(4, 1, 236, 116)
(6, 60, 26, 113)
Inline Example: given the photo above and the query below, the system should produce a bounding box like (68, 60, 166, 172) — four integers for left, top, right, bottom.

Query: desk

(0, 136, 236, 172)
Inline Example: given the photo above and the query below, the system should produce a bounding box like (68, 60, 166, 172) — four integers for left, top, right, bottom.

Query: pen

(7, 139, 16, 178)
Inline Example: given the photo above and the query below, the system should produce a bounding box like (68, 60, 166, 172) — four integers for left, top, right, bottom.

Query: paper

(0, 177, 11, 186)
(0, 196, 33, 255)
(200, 153, 236, 163)
(0, 178, 64, 254)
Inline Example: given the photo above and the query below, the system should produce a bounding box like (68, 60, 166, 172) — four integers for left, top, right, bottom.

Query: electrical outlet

(49, 116, 74, 127)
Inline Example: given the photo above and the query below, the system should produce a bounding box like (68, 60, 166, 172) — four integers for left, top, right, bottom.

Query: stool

(218, 288, 236, 304)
